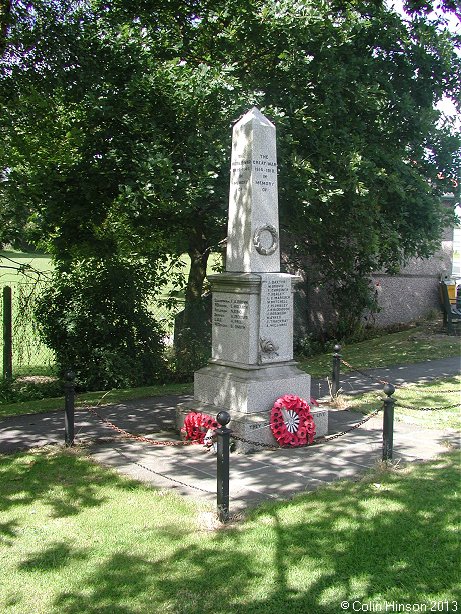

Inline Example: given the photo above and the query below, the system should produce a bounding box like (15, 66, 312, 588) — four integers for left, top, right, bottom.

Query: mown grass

(299, 325, 460, 378)
(0, 447, 459, 613)
(0, 382, 193, 419)
(344, 376, 461, 430)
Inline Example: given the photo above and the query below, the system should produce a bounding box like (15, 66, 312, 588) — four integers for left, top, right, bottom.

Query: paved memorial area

(86, 412, 459, 513)
(0, 357, 459, 514)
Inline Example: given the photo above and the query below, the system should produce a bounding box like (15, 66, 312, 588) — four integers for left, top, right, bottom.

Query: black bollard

(382, 383, 395, 461)
(64, 371, 75, 447)
(216, 410, 231, 523)
(331, 344, 342, 397)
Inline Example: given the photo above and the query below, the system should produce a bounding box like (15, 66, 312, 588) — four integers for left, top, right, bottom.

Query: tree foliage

(0, 0, 459, 368)
(35, 257, 167, 389)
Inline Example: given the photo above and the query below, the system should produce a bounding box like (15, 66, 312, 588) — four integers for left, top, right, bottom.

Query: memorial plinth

(177, 108, 327, 451)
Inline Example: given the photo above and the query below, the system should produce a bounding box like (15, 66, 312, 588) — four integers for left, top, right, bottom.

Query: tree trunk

(175, 231, 211, 366)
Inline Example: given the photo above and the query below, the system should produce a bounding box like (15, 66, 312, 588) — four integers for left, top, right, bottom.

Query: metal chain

(417, 389, 461, 394)
(110, 446, 215, 494)
(340, 358, 389, 385)
(84, 405, 195, 447)
(230, 435, 279, 450)
(395, 401, 461, 411)
(339, 358, 460, 411)
(230, 406, 382, 450)
(314, 407, 382, 443)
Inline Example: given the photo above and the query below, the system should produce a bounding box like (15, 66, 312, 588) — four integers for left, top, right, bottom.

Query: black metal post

(2, 286, 12, 381)
(216, 410, 231, 523)
(382, 383, 395, 461)
(331, 344, 341, 397)
(64, 371, 75, 447)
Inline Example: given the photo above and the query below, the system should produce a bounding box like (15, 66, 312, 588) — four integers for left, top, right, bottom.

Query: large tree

(1, 0, 459, 374)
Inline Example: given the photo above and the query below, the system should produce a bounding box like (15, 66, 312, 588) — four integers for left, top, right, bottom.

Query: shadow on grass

(0, 446, 135, 518)
(0, 519, 19, 545)
(49, 453, 459, 613)
(18, 541, 88, 572)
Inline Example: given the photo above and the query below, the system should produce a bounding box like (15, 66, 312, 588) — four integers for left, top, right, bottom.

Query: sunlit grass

(345, 376, 461, 430)
(0, 447, 459, 613)
(300, 327, 460, 378)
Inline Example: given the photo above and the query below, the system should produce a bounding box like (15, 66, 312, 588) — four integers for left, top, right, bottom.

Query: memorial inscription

(231, 154, 277, 192)
(258, 275, 293, 364)
(213, 297, 249, 331)
(266, 279, 290, 328)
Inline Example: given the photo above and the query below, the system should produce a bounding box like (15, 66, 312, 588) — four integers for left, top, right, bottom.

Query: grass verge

(299, 325, 460, 378)
(343, 375, 461, 430)
(0, 382, 193, 419)
(0, 447, 459, 613)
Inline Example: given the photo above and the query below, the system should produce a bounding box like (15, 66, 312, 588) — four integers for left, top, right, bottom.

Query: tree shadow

(50, 453, 460, 613)
(18, 540, 88, 572)
(0, 519, 18, 545)
(0, 446, 141, 518)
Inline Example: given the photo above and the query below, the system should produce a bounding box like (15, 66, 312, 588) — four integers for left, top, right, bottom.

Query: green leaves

(0, 0, 459, 342)
(35, 257, 168, 390)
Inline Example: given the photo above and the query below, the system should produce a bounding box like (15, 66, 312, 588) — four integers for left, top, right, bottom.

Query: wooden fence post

(2, 286, 13, 380)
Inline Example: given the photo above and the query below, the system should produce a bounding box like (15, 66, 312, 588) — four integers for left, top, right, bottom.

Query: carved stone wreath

(253, 224, 279, 256)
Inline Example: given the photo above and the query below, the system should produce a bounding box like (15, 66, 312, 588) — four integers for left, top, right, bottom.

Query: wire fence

(0, 280, 183, 379)
(0, 280, 55, 377)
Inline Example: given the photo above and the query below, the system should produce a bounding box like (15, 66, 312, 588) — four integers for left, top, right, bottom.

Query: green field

(0, 252, 55, 376)
(0, 251, 222, 377)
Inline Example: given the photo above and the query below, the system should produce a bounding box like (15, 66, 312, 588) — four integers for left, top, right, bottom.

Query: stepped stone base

(194, 360, 312, 413)
(176, 361, 328, 453)
(176, 401, 328, 454)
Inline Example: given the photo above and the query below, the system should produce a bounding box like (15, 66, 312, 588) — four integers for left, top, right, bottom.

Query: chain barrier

(110, 446, 215, 494)
(340, 358, 389, 385)
(84, 405, 194, 447)
(230, 406, 383, 450)
(339, 358, 460, 412)
(409, 388, 460, 394)
(395, 401, 461, 411)
(83, 352, 459, 456)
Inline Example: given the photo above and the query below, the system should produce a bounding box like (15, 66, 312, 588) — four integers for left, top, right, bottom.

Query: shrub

(35, 257, 167, 390)
(0, 377, 63, 404)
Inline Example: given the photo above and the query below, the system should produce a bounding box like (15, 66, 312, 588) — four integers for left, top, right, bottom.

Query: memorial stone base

(176, 362, 328, 453)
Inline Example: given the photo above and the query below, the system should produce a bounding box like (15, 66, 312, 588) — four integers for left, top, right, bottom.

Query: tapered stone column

(177, 108, 327, 451)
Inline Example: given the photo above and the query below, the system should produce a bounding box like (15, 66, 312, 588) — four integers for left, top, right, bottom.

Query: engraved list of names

(259, 275, 293, 363)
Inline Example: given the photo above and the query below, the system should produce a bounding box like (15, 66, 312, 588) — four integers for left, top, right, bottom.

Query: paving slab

(0, 358, 459, 515)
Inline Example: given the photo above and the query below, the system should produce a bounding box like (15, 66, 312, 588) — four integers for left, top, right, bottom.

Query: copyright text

(340, 601, 458, 612)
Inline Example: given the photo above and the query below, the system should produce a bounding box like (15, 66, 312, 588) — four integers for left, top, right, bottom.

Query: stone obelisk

(177, 108, 327, 451)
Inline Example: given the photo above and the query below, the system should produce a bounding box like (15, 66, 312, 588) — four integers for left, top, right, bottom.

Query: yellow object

(446, 282, 457, 305)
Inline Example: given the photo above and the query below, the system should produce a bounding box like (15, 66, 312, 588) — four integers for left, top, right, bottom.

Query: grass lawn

(0, 382, 194, 419)
(299, 325, 460, 379)
(344, 375, 461, 430)
(0, 447, 459, 613)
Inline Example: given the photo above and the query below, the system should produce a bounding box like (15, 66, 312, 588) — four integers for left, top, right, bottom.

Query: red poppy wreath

(270, 394, 316, 447)
(182, 411, 218, 444)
